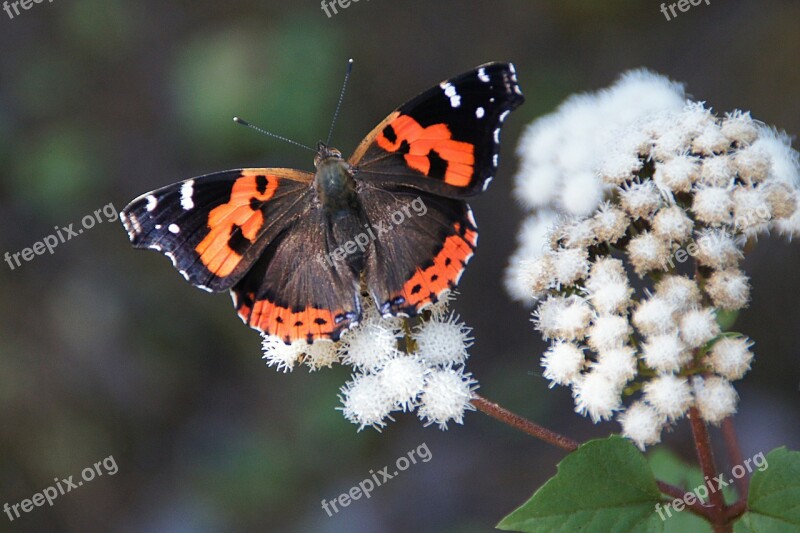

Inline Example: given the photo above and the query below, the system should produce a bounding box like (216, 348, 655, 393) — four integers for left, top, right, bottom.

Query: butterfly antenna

(232, 117, 316, 153)
(325, 58, 354, 146)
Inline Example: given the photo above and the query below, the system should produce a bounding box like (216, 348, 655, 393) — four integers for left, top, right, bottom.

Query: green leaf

(739, 447, 800, 532)
(497, 436, 664, 532)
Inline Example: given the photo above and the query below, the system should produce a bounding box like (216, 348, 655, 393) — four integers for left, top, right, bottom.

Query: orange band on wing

(236, 294, 349, 343)
(195, 171, 279, 277)
(395, 222, 478, 310)
(376, 114, 475, 187)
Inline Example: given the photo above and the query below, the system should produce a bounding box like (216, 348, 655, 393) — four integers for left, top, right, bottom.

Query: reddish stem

(689, 407, 730, 532)
(722, 417, 749, 502)
(471, 394, 579, 451)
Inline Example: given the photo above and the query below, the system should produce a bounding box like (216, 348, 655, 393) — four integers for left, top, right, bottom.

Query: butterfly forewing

(121, 168, 312, 292)
(349, 62, 524, 197)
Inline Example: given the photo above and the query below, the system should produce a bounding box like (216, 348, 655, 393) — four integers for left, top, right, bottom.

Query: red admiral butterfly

(121, 62, 524, 343)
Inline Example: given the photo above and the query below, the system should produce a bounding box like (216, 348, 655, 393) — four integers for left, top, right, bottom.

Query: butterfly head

(314, 142, 343, 168)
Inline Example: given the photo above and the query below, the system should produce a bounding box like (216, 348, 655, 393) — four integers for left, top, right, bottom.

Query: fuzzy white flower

(633, 296, 677, 336)
(679, 308, 720, 348)
(586, 279, 633, 316)
(261, 335, 305, 372)
(556, 218, 597, 249)
(619, 401, 665, 450)
(700, 155, 735, 187)
(587, 315, 632, 352)
(734, 145, 771, 185)
(706, 337, 754, 381)
(338, 323, 398, 372)
(732, 187, 772, 234)
(705, 269, 751, 311)
(751, 128, 800, 187)
(541, 341, 586, 387)
(694, 229, 743, 269)
(654, 154, 700, 193)
(592, 203, 630, 243)
(514, 257, 555, 299)
(692, 122, 731, 156)
(572, 372, 623, 423)
(652, 205, 694, 243)
(693, 376, 739, 425)
(641, 334, 687, 373)
(593, 346, 637, 387)
(533, 295, 593, 341)
(692, 186, 734, 226)
(379, 356, 428, 411)
(417, 368, 477, 429)
(339, 373, 395, 431)
(413, 314, 473, 366)
(720, 110, 759, 145)
(303, 340, 340, 370)
(655, 275, 702, 312)
(643, 374, 693, 421)
(551, 247, 590, 286)
(620, 181, 662, 219)
(628, 231, 670, 275)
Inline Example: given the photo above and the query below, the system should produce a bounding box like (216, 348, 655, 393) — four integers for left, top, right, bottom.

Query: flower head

(508, 69, 800, 447)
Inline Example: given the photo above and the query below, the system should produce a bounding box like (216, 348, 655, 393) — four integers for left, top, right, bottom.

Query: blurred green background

(1, 0, 798, 531)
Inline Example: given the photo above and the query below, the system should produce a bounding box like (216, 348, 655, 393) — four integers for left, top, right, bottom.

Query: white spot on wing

(475, 107, 485, 119)
(155, 224, 162, 230)
(146, 195, 157, 212)
(493, 154, 499, 167)
(440, 81, 461, 108)
(168, 224, 180, 234)
(499, 110, 510, 123)
(478, 68, 490, 83)
(180, 179, 195, 210)
(493, 128, 500, 144)
(466, 206, 477, 227)
(482, 177, 494, 191)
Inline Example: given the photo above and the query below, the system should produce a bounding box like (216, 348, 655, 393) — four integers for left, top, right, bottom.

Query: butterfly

(121, 62, 524, 344)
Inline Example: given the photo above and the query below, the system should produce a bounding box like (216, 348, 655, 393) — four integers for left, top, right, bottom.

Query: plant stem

(721, 417, 749, 501)
(471, 394, 578, 451)
(472, 394, 713, 520)
(689, 407, 730, 532)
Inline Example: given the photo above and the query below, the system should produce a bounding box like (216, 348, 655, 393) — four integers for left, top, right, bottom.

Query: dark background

(1, 1, 798, 531)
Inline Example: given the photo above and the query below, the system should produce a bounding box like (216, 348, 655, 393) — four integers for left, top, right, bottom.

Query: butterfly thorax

(314, 144, 369, 273)
(313, 145, 358, 211)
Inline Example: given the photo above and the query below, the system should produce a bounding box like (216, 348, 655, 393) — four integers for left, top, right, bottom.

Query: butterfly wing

(358, 184, 478, 317)
(121, 168, 313, 292)
(231, 204, 362, 343)
(349, 62, 524, 197)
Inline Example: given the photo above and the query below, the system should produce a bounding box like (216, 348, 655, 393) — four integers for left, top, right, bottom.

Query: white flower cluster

(261, 293, 477, 431)
(512, 70, 800, 449)
(506, 70, 800, 301)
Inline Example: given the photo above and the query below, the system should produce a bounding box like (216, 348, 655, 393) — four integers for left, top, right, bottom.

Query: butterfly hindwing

(349, 62, 524, 197)
(121, 168, 313, 292)
(231, 204, 362, 343)
(358, 184, 478, 317)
